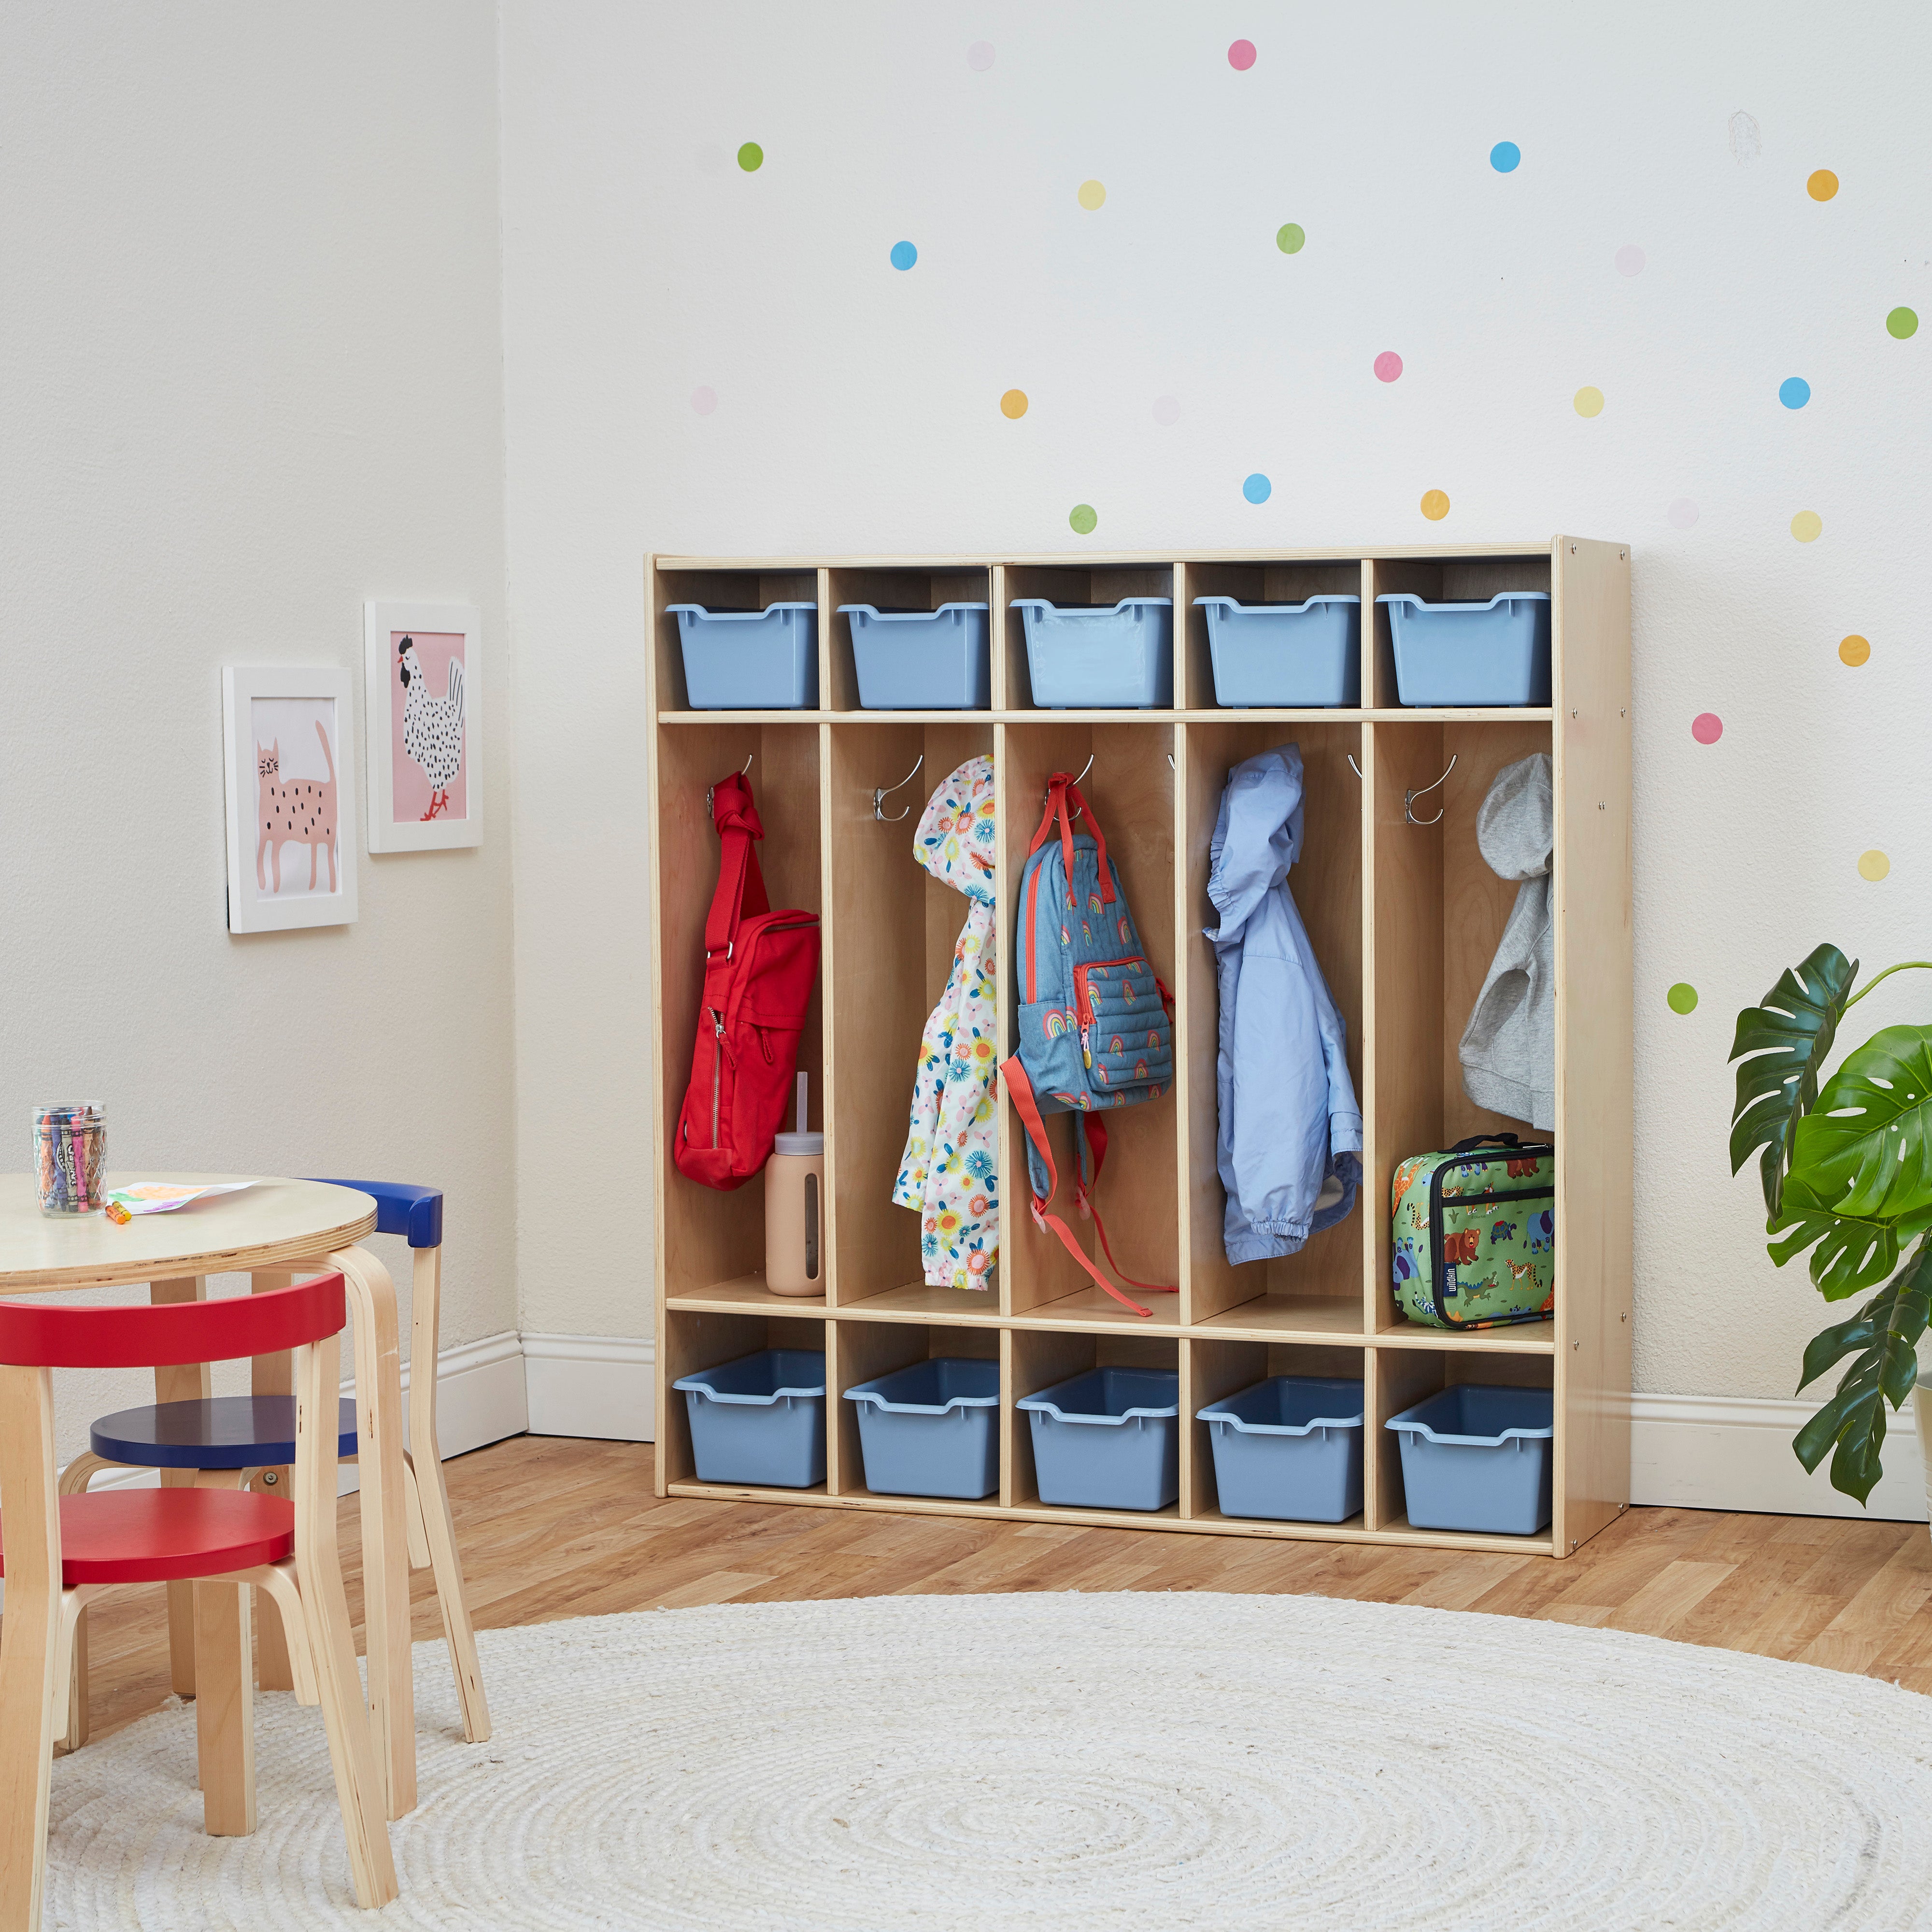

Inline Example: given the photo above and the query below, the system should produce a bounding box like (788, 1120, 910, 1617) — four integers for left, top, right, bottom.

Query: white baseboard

(522, 1332, 656, 1441)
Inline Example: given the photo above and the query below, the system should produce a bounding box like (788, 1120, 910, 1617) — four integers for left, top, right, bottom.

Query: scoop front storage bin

(844, 1357, 999, 1499)
(1386, 1383, 1553, 1534)
(1013, 598, 1173, 708)
(668, 602, 820, 710)
(1377, 592, 1551, 707)
(672, 1348, 826, 1488)
(1197, 1376, 1364, 1522)
(838, 604, 991, 710)
(1017, 1367, 1179, 1511)
(1195, 597, 1362, 707)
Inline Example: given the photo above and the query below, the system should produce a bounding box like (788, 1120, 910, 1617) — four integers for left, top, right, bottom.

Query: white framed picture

(363, 600, 481, 852)
(221, 665, 359, 933)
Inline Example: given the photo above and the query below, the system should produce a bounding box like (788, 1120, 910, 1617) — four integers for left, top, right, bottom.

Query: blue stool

(72, 1180, 491, 1750)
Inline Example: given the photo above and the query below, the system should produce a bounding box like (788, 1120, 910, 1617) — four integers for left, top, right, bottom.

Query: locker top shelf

(651, 541, 1616, 572)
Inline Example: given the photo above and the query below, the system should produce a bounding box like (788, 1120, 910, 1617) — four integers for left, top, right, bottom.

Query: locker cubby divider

(648, 543, 1631, 1559)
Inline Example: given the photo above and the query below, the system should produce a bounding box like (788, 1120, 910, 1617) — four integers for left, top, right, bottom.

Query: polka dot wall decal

(1616, 245, 1646, 276)
(1374, 352, 1403, 383)
(1860, 849, 1890, 881)
(689, 386, 717, 416)
(1779, 377, 1811, 409)
(1228, 39, 1257, 70)
(1840, 634, 1871, 666)
(1491, 141, 1521, 172)
(1243, 473, 1272, 504)
(1078, 179, 1107, 210)
(1152, 396, 1180, 425)
(737, 142, 764, 172)
(1667, 983, 1700, 1015)
(1791, 510, 1823, 542)
(1069, 504, 1097, 536)
(966, 41, 994, 71)
(1888, 307, 1919, 339)
(1276, 223, 1306, 254)
(1420, 489, 1450, 521)
(890, 240, 918, 270)
(1574, 386, 1605, 417)
(1691, 712, 1723, 744)
(1668, 499, 1700, 528)
(1000, 389, 1028, 419)
(1807, 169, 1839, 201)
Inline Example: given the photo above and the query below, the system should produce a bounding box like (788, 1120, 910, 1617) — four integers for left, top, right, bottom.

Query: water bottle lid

(772, 1132, 824, 1158)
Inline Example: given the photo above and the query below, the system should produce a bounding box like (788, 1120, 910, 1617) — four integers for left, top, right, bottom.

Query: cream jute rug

(43, 1590, 1932, 1930)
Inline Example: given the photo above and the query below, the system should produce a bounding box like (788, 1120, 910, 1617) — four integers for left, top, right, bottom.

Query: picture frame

(363, 600, 482, 852)
(221, 665, 359, 933)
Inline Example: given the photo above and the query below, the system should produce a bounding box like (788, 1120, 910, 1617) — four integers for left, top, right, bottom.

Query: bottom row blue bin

(1198, 1376, 1364, 1522)
(1018, 1368, 1180, 1511)
(846, 1358, 1000, 1499)
(1386, 1384, 1553, 1535)
(673, 1350, 827, 1488)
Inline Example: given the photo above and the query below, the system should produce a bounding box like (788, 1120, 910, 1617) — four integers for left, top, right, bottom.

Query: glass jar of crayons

(33, 1103, 105, 1215)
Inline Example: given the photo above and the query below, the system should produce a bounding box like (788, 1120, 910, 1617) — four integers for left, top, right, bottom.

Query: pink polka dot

(690, 386, 717, 416)
(966, 41, 994, 71)
(1616, 245, 1646, 276)
(1668, 498, 1698, 529)
(1152, 395, 1180, 425)
(1228, 39, 1257, 70)
(1374, 351, 1403, 383)
(1691, 713, 1723, 744)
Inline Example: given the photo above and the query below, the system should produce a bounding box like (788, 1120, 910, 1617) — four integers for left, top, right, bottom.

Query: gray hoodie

(1458, 752, 1555, 1130)
(1207, 745, 1363, 1264)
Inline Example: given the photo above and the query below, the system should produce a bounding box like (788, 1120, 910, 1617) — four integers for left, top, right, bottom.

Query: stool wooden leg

(151, 1276, 210, 1699)
(194, 1581, 255, 1837)
(248, 1271, 298, 1693)
(53, 1452, 111, 1756)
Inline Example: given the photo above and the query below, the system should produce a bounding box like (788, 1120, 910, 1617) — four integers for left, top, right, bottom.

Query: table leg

(329, 1245, 415, 1820)
(150, 1277, 209, 1698)
(249, 1269, 296, 1694)
(194, 1580, 254, 1836)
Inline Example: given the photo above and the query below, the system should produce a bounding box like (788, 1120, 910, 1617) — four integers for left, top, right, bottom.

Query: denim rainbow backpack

(1000, 771, 1176, 1316)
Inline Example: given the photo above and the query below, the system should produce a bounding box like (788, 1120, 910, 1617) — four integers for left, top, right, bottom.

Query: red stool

(0, 1275, 398, 1924)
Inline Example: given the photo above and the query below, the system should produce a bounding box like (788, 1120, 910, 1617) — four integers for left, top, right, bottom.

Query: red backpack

(673, 771, 820, 1190)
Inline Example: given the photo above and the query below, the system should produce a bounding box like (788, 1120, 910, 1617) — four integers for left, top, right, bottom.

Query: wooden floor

(72, 1434, 1932, 1741)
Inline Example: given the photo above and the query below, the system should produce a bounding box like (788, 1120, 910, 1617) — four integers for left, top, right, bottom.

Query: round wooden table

(0, 1172, 420, 1822)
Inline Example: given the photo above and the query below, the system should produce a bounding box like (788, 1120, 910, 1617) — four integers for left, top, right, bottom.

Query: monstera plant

(1730, 945, 1932, 1502)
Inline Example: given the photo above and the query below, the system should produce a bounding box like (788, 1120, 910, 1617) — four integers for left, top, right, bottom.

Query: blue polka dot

(1490, 141, 1521, 172)
(1242, 473, 1272, 505)
(1779, 376, 1811, 409)
(890, 240, 918, 271)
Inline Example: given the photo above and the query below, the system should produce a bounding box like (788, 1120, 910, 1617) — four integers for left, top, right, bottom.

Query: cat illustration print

(256, 719, 339, 892)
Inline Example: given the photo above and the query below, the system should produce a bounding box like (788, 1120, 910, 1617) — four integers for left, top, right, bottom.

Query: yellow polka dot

(1791, 510, 1823, 542)
(1000, 389, 1028, 419)
(1574, 386, 1605, 418)
(1420, 489, 1450, 521)
(1077, 179, 1106, 210)
(1807, 169, 1839, 202)
(1839, 634, 1870, 666)
(1860, 849, 1890, 881)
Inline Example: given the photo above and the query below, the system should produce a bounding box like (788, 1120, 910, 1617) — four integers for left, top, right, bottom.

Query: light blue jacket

(1207, 746, 1363, 1264)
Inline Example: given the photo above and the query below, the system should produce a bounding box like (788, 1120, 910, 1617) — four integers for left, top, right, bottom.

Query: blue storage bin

(1385, 1383, 1554, 1535)
(1377, 592, 1551, 707)
(668, 602, 819, 710)
(844, 1357, 1000, 1499)
(1197, 1376, 1364, 1522)
(1013, 598, 1173, 708)
(838, 604, 991, 710)
(672, 1348, 826, 1488)
(1017, 1367, 1179, 1511)
(1195, 597, 1362, 707)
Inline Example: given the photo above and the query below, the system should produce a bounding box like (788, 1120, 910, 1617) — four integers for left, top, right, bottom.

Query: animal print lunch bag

(1390, 1135, 1555, 1330)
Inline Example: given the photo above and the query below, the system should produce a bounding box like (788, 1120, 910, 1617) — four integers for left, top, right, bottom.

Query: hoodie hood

(1206, 744, 1304, 941)
(911, 755, 996, 904)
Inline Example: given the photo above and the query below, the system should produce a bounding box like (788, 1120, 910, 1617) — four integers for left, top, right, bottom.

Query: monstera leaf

(1793, 1237, 1932, 1503)
(1789, 1025, 1932, 1226)
(1765, 1172, 1901, 1301)
(1729, 945, 1858, 1216)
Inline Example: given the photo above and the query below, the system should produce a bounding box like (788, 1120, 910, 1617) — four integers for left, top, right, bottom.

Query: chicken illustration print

(398, 635, 465, 820)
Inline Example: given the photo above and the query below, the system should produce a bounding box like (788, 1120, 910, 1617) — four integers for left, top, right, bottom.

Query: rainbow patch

(1146, 1030, 1160, 1050)
(1109, 1034, 1124, 1055)
(1088, 892, 1103, 915)
(1060, 924, 1071, 947)
(1117, 915, 1131, 945)
(1043, 1009, 1068, 1038)
(1135, 1059, 1149, 1080)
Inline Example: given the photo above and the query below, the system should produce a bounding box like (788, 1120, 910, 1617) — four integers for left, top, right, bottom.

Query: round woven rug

(43, 1590, 1932, 1929)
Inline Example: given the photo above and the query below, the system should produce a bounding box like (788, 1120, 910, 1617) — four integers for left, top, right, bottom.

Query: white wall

(0, 3, 516, 1457)
(498, 0, 1932, 1451)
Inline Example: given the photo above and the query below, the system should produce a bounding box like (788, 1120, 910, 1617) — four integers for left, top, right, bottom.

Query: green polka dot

(1068, 503, 1097, 536)
(1276, 224, 1306, 255)
(1888, 306, 1918, 339)
(737, 142, 763, 172)
(1667, 982, 1699, 1015)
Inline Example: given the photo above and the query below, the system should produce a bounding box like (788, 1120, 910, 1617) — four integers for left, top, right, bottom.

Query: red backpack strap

(1001, 1055, 1157, 1318)
(1026, 774, 1115, 907)
(705, 771, 769, 960)
(1074, 1116, 1176, 1298)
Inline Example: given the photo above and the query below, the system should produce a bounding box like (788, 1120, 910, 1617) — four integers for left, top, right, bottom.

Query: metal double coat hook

(1344, 752, 1457, 825)
(706, 753, 752, 816)
(871, 753, 925, 822)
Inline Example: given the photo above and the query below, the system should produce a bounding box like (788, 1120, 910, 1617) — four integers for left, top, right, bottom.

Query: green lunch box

(1391, 1135, 1555, 1330)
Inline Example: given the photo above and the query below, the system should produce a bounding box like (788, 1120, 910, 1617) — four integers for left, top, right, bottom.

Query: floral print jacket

(892, 756, 999, 1289)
